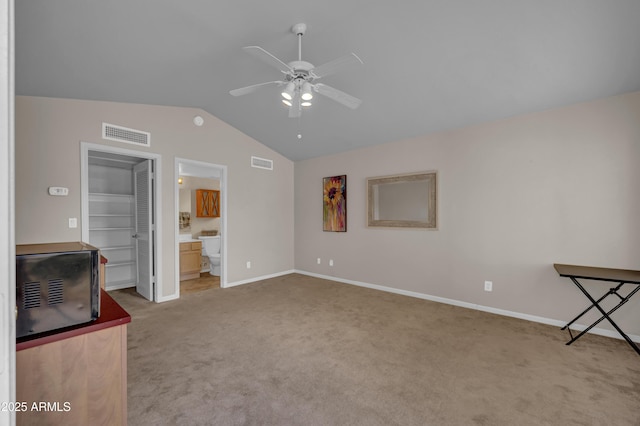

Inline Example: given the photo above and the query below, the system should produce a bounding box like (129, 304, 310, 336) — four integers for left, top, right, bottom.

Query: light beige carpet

(110, 274, 640, 426)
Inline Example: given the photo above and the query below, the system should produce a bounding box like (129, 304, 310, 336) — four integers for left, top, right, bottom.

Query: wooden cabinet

(180, 241, 202, 281)
(16, 291, 130, 426)
(100, 254, 107, 290)
(196, 189, 220, 218)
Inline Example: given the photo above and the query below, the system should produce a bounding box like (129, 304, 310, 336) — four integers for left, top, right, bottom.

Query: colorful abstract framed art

(323, 175, 347, 232)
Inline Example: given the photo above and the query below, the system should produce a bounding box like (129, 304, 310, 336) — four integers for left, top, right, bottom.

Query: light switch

(68, 218, 77, 228)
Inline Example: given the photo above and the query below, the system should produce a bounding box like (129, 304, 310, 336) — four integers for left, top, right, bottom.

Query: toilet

(198, 235, 221, 276)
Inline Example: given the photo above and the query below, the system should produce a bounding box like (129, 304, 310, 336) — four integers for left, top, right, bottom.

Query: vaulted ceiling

(15, 1, 640, 161)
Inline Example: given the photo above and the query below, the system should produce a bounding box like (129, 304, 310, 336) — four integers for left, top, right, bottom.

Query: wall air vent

(102, 123, 151, 147)
(251, 156, 273, 170)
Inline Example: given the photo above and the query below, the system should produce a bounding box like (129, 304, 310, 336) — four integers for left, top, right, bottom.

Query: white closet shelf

(89, 164, 138, 292)
(105, 279, 136, 290)
(89, 192, 133, 197)
(89, 227, 135, 231)
(99, 245, 135, 251)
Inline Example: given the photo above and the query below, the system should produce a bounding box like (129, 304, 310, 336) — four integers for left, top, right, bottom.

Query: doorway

(81, 142, 162, 301)
(175, 158, 227, 293)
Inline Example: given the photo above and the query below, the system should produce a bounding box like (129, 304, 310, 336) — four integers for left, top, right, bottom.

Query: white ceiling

(15, 1, 640, 161)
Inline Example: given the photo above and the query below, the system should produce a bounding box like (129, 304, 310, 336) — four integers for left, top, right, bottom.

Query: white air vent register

(251, 156, 273, 170)
(102, 123, 151, 147)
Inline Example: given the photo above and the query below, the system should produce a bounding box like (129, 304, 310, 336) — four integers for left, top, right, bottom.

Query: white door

(134, 160, 154, 301)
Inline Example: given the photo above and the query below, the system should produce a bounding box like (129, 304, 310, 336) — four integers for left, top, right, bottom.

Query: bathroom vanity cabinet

(196, 189, 220, 218)
(180, 241, 202, 281)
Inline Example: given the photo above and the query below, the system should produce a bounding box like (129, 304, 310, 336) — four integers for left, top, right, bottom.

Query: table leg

(561, 282, 624, 331)
(567, 277, 640, 356)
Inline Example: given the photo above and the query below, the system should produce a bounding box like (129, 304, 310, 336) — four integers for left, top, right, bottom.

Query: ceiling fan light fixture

(301, 82, 313, 101)
(281, 82, 295, 100)
(230, 23, 363, 117)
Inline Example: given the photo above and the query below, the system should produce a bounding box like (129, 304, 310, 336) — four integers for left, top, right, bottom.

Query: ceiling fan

(229, 23, 363, 118)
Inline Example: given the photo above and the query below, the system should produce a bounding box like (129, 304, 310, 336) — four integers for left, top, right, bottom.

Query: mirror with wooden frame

(367, 171, 437, 229)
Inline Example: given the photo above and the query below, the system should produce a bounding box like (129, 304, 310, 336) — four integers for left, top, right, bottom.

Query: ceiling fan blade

(229, 81, 283, 97)
(313, 83, 362, 109)
(310, 53, 363, 79)
(243, 46, 293, 74)
(288, 96, 301, 118)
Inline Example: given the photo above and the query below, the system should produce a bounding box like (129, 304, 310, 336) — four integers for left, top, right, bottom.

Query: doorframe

(175, 157, 228, 293)
(80, 141, 163, 302)
(1, 0, 16, 420)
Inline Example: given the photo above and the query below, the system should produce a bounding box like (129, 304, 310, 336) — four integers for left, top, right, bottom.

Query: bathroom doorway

(81, 142, 163, 301)
(175, 158, 227, 295)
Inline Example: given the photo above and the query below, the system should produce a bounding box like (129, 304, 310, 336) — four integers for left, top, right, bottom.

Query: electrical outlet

(68, 218, 77, 228)
(246, 261, 251, 269)
(317, 258, 321, 265)
(329, 259, 334, 267)
(484, 281, 493, 292)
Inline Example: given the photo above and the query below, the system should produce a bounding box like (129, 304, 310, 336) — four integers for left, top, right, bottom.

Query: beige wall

(295, 91, 640, 336)
(14, 92, 640, 335)
(16, 96, 295, 298)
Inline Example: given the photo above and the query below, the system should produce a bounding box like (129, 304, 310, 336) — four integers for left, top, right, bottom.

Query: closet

(87, 151, 141, 290)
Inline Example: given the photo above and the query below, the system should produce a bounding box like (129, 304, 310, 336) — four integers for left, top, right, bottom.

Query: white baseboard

(105, 282, 135, 291)
(225, 269, 296, 288)
(157, 270, 295, 302)
(156, 293, 179, 303)
(293, 270, 640, 344)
